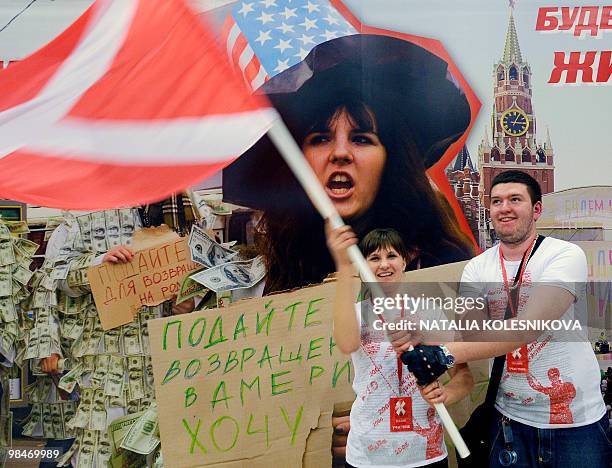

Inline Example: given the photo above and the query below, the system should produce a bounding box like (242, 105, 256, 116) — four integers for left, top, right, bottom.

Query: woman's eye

(305, 134, 330, 145)
(352, 134, 374, 144)
(368, 256, 379, 262)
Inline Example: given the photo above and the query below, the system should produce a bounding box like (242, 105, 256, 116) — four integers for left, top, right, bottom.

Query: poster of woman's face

(221, 34, 476, 293)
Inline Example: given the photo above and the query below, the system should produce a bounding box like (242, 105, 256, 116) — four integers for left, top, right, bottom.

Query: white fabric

(461, 237, 606, 429)
(0, 0, 278, 165)
(345, 302, 447, 468)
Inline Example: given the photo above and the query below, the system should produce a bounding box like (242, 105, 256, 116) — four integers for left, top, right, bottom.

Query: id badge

(506, 345, 529, 374)
(389, 397, 413, 432)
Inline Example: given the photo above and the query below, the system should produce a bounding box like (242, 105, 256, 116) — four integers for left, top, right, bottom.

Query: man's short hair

(491, 170, 542, 205)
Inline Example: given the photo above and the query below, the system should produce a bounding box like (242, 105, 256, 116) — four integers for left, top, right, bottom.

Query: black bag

(456, 235, 544, 467)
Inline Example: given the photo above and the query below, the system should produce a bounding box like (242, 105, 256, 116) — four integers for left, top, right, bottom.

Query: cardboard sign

(89, 226, 201, 330)
(149, 281, 355, 468)
(148, 260, 471, 467)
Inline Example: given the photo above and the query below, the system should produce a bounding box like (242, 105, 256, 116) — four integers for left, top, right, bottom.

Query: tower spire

(503, 4, 522, 64)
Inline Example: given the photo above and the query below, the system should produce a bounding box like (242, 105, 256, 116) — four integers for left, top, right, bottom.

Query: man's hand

(171, 296, 195, 315)
(331, 415, 350, 460)
(40, 353, 61, 374)
(400, 345, 449, 385)
(103, 246, 134, 264)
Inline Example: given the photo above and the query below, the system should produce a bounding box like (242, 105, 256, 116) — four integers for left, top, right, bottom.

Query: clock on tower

(501, 108, 529, 136)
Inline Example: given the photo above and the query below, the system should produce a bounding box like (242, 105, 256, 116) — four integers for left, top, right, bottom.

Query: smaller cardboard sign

(89, 226, 201, 330)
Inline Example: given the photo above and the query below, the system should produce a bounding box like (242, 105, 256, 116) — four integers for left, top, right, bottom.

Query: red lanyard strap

(377, 307, 406, 395)
(499, 237, 536, 318)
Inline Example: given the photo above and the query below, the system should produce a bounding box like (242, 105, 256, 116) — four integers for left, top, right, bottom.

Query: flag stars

(294, 48, 310, 60)
(298, 33, 315, 45)
(274, 38, 293, 53)
(276, 22, 295, 34)
(255, 29, 272, 45)
(280, 7, 297, 20)
(238, 2, 254, 17)
(323, 13, 340, 25)
(300, 17, 318, 30)
(259, 0, 277, 7)
(303, 1, 320, 13)
(256, 11, 275, 24)
(321, 30, 339, 40)
(274, 58, 291, 73)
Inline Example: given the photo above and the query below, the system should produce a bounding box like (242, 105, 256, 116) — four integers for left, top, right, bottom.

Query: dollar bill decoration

(119, 402, 160, 455)
(105, 210, 122, 249)
(90, 211, 108, 253)
(77, 214, 93, 251)
(0, 269, 12, 298)
(190, 256, 266, 293)
(4, 221, 29, 235)
(119, 208, 139, 245)
(175, 269, 208, 305)
(188, 225, 237, 268)
(0, 241, 15, 267)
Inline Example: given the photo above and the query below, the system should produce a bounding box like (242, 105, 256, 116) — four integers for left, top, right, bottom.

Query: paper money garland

(0, 220, 39, 458)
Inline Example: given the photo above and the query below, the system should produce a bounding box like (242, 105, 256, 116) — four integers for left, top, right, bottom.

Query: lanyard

(377, 307, 406, 394)
(498, 237, 537, 318)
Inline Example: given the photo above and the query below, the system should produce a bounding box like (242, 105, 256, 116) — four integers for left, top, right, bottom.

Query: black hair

(491, 170, 542, 205)
(359, 228, 409, 260)
(258, 95, 476, 293)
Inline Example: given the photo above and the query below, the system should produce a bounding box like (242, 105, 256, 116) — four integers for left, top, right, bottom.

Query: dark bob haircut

(359, 228, 409, 261)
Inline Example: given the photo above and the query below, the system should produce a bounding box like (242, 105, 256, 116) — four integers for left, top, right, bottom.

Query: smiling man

(396, 171, 610, 467)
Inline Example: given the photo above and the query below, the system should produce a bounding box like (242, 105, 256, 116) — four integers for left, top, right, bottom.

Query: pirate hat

(223, 34, 470, 210)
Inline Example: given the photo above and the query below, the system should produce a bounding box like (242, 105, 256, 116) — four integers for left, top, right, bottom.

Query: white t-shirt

(345, 302, 447, 468)
(461, 237, 605, 428)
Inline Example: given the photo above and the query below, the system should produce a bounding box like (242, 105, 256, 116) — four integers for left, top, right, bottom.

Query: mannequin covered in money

(0, 220, 39, 459)
(24, 201, 198, 468)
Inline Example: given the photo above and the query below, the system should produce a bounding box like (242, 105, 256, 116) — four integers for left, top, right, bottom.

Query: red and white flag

(0, 0, 278, 209)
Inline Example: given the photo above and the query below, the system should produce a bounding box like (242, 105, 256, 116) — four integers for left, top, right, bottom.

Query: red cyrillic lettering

(574, 6, 599, 37)
(104, 286, 116, 305)
(596, 51, 612, 82)
(600, 6, 612, 29)
(548, 51, 596, 83)
(536, 7, 559, 31)
(559, 7, 579, 30)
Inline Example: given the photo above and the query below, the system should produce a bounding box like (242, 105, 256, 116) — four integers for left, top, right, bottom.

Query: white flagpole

(267, 119, 470, 458)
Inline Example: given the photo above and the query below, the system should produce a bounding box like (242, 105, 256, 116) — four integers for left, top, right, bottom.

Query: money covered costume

(23, 210, 167, 467)
(0, 221, 39, 462)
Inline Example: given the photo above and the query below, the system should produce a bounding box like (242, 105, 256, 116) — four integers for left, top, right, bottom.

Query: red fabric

(68, 0, 267, 120)
(0, 149, 229, 210)
(0, 0, 273, 209)
(0, 5, 93, 112)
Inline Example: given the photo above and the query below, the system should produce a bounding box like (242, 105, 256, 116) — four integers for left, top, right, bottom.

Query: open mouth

(377, 271, 394, 278)
(326, 172, 354, 198)
(498, 217, 516, 223)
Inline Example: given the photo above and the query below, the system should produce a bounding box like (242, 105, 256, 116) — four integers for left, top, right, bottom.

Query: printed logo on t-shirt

(527, 367, 576, 424)
(507, 345, 529, 373)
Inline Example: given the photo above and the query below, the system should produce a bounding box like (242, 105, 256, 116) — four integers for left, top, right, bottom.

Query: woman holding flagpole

(325, 224, 474, 467)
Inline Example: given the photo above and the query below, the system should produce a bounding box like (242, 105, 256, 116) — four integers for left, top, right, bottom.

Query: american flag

(223, 0, 357, 90)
